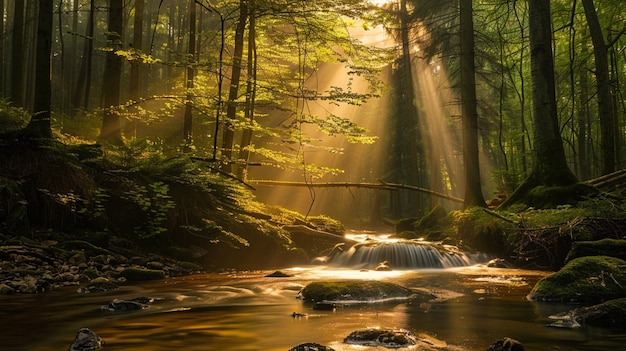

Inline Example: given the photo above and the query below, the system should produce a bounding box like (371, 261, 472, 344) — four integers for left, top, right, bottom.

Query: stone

(289, 342, 335, 351)
(486, 337, 524, 351)
(344, 329, 416, 348)
(68, 328, 103, 351)
(527, 256, 626, 303)
(0, 283, 15, 294)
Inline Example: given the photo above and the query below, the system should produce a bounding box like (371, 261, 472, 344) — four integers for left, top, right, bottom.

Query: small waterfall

(326, 240, 486, 269)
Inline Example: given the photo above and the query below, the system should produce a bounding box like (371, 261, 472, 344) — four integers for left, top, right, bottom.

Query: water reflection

(0, 267, 624, 351)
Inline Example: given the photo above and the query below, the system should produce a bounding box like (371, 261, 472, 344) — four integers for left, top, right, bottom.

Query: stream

(1, 265, 625, 351)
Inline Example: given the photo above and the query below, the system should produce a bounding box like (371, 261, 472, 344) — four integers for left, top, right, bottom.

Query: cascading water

(325, 236, 489, 269)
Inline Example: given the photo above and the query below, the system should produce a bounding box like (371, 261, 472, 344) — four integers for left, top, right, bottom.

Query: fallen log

(249, 180, 463, 203)
(282, 224, 356, 241)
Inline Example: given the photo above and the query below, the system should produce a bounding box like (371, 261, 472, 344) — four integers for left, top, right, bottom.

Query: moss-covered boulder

(565, 239, 626, 263)
(567, 298, 626, 328)
(118, 268, 165, 281)
(527, 256, 626, 303)
(298, 281, 425, 303)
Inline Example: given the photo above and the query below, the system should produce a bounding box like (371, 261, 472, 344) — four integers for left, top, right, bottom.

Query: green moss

(299, 281, 418, 302)
(566, 239, 626, 263)
(118, 268, 166, 281)
(527, 256, 626, 303)
(574, 298, 626, 327)
(525, 183, 599, 209)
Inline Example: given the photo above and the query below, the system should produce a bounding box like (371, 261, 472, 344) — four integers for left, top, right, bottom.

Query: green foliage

(0, 100, 29, 132)
(121, 182, 175, 239)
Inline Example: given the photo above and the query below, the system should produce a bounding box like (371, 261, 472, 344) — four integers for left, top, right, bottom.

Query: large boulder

(565, 238, 626, 263)
(527, 256, 626, 303)
(297, 281, 426, 303)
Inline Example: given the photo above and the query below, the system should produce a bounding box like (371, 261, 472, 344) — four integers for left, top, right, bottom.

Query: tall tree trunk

(183, 0, 196, 150)
(399, 0, 424, 214)
(99, 0, 124, 143)
(10, 0, 24, 107)
(577, 64, 591, 180)
(221, 0, 248, 172)
(581, 0, 615, 175)
(73, 0, 95, 112)
(26, 0, 52, 138)
(502, 0, 579, 208)
(459, 0, 486, 208)
(127, 0, 145, 139)
(237, 0, 256, 179)
(0, 0, 5, 96)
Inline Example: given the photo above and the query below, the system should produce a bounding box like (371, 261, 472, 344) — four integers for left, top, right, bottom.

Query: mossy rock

(415, 204, 448, 231)
(568, 298, 626, 328)
(527, 256, 626, 303)
(298, 281, 424, 303)
(118, 268, 166, 281)
(566, 239, 626, 263)
(78, 277, 118, 293)
(525, 183, 599, 209)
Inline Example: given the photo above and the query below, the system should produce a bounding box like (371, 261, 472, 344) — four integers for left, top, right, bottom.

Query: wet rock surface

(343, 328, 417, 348)
(297, 280, 429, 303)
(289, 342, 335, 351)
(68, 328, 103, 351)
(486, 337, 525, 351)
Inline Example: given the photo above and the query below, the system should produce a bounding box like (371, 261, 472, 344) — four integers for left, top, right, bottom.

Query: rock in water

(68, 328, 103, 351)
(343, 329, 416, 348)
(289, 342, 335, 351)
(486, 337, 524, 351)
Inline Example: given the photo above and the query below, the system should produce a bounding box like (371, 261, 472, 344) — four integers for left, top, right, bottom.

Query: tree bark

(26, 0, 53, 138)
(99, 0, 124, 143)
(10, 0, 24, 107)
(502, 0, 578, 207)
(183, 0, 196, 150)
(581, 0, 615, 175)
(221, 0, 248, 172)
(237, 0, 256, 178)
(459, 0, 486, 208)
(127, 0, 145, 139)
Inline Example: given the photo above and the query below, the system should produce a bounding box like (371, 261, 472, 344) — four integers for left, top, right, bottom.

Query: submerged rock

(78, 278, 118, 294)
(101, 298, 149, 312)
(486, 337, 524, 351)
(344, 329, 416, 348)
(289, 342, 335, 351)
(68, 328, 103, 351)
(265, 270, 292, 277)
(527, 256, 626, 303)
(298, 281, 422, 303)
(549, 298, 626, 328)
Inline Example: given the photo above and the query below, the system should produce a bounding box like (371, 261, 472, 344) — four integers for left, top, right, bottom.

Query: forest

(0, 0, 626, 267)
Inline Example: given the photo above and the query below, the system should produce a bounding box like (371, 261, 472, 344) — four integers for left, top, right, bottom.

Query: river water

(1, 265, 625, 351)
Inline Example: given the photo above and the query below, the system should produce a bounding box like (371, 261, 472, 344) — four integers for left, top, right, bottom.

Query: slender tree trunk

(99, 0, 124, 143)
(237, 0, 256, 179)
(577, 64, 591, 180)
(26, 0, 52, 138)
(183, 0, 196, 150)
(459, 0, 486, 207)
(221, 0, 248, 172)
(73, 0, 95, 112)
(581, 0, 615, 175)
(0, 0, 5, 96)
(10, 0, 24, 107)
(127, 0, 144, 139)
